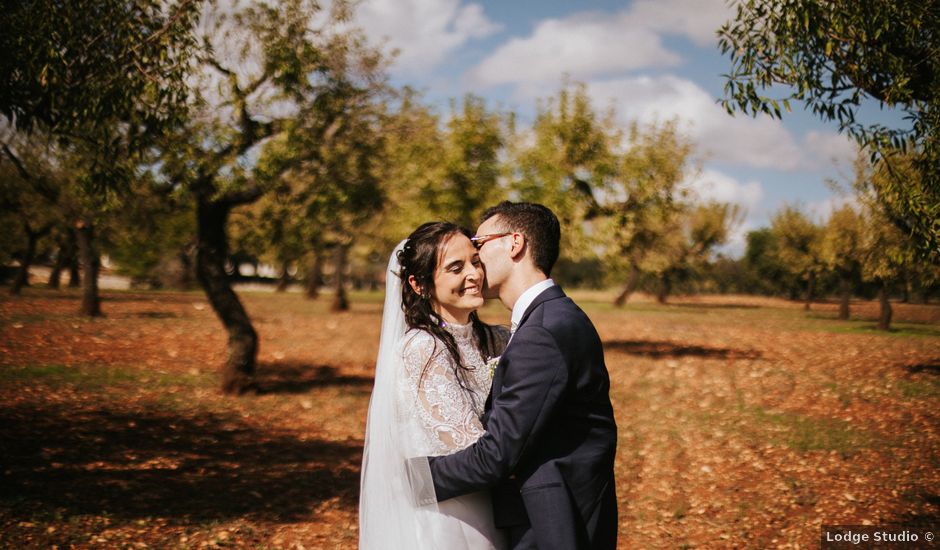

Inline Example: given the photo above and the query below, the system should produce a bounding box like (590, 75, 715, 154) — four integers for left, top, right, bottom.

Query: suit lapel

(516, 285, 565, 331)
(484, 285, 566, 420)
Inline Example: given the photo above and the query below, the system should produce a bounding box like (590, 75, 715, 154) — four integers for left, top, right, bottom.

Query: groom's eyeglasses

(470, 232, 513, 249)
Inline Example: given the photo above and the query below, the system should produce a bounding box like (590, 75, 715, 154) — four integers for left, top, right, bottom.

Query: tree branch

(217, 184, 264, 206)
(129, 0, 197, 55)
(1, 144, 60, 204)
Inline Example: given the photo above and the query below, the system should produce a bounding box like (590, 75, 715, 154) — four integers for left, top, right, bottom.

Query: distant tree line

(704, 154, 940, 331)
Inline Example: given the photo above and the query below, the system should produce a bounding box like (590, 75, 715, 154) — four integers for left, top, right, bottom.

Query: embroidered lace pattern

(399, 323, 510, 456)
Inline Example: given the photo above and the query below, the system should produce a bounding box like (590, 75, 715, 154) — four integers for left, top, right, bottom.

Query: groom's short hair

(480, 201, 561, 276)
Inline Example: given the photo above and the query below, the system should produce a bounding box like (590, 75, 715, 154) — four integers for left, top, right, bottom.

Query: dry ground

(1, 287, 938, 549)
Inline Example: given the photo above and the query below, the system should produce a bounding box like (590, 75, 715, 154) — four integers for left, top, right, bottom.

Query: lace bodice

(398, 323, 511, 456)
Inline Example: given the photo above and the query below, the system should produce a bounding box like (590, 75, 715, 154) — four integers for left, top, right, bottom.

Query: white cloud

(353, 0, 501, 74)
(687, 169, 763, 212)
(803, 131, 858, 170)
(467, 14, 680, 87)
(630, 0, 731, 47)
(466, 0, 730, 87)
(586, 75, 807, 171)
(685, 169, 763, 256)
(716, 218, 755, 258)
(806, 194, 860, 223)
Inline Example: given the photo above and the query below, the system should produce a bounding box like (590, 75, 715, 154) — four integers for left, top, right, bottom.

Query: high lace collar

(443, 320, 474, 340)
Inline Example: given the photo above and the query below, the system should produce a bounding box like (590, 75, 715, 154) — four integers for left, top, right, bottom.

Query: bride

(359, 222, 511, 549)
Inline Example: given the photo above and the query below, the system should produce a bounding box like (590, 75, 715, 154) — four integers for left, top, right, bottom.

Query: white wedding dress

(359, 241, 510, 550)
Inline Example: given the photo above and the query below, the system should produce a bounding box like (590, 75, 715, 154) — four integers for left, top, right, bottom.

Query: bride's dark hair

(397, 222, 498, 399)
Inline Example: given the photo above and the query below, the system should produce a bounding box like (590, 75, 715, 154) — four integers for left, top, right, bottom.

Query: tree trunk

(331, 244, 349, 311)
(173, 243, 197, 290)
(47, 258, 62, 289)
(613, 263, 641, 307)
(196, 198, 258, 395)
(788, 285, 799, 301)
(803, 271, 815, 311)
(656, 273, 671, 304)
(48, 245, 66, 289)
(877, 280, 892, 331)
(901, 270, 911, 303)
(838, 275, 851, 320)
(305, 249, 322, 299)
(68, 254, 81, 288)
(275, 261, 291, 292)
(10, 223, 40, 295)
(75, 222, 102, 317)
(49, 230, 77, 289)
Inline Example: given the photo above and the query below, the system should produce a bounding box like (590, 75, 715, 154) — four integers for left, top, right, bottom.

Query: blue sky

(348, 0, 899, 255)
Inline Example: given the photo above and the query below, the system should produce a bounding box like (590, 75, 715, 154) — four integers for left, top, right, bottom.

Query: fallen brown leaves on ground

(1, 288, 938, 549)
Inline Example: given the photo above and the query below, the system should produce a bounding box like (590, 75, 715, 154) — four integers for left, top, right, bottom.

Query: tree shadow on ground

(104, 294, 208, 305)
(670, 303, 762, 310)
(254, 361, 374, 395)
(6, 291, 203, 305)
(895, 491, 940, 527)
(128, 311, 181, 319)
(603, 339, 762, 360)
(0, 402, 362, 524)
(905, 361, 940, 376)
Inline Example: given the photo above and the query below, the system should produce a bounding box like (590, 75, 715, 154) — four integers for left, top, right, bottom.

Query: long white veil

(359, 240, 438, 549)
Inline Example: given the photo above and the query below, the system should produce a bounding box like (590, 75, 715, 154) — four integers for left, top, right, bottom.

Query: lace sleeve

(399, 331, 484, 455)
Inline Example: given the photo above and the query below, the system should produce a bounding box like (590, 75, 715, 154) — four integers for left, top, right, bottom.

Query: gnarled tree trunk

(877, 279, 892, 331)
(75, 222, 102, 317)
(196, 198, 258, 395)
(10, 221, 49, 295)
(613, 263, 641, 307)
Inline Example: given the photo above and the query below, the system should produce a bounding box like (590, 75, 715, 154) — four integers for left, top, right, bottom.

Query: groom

(410, 201, 618, 549)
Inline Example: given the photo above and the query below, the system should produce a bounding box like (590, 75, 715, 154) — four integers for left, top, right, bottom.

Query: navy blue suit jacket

(428, 286, 618, 549)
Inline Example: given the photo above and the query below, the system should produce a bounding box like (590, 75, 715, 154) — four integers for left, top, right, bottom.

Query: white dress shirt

(510, 278, 556, 333)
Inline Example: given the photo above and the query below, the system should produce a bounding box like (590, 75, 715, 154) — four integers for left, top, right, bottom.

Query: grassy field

(1, 287, 938, 549)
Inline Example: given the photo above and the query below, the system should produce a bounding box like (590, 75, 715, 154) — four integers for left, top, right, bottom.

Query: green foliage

(371, 88, 449, 246)
(643, 202, 742, 300)
(0, 0, 199, 134)
(240, 76, 387, 269)
(741, 228, 795, 294)
(511, 82, 620, 258)
(601, 120, 694, 274)
(821, 204, 865, 279)
(843, 150, 917, 285)
(106, 180, 195, 287)
(719, 0, 940, 261)
(0, 131, 87, 266)
(438, 95, 506, 228)
(770, 205, 824, 284)
(0, 150, 56, 263)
